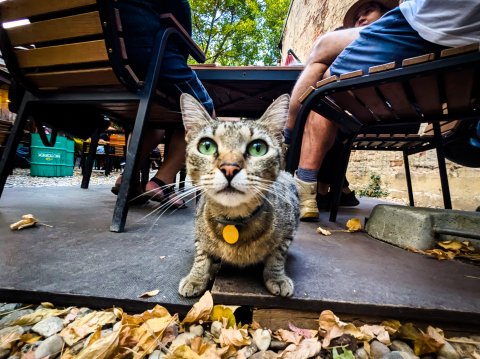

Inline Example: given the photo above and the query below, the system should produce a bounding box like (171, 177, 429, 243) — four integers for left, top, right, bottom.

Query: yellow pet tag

(223, 225, 239, 244)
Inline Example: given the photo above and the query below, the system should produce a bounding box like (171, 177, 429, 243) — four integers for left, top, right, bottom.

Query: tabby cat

(178, 93, 299, 298)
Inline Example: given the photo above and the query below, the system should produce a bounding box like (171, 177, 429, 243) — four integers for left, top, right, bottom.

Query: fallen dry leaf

(346, 218, 362, 232)
(316, 226, 332, 236)
(75, 329, 120, 359)
(211, 305, 236, 328)
(10, 214, 38, 230)
(60, 310, 117, 345)
(167, 344, 202, 359)
(138, 289, 160, 298)
(360, 324, 391, 345)
(219, 327, 251, 347)
(275, 329, 303, 345)
(473, 352, 480, 359)
(20, 333, 42, 344)
(0, 326, 23, 349)
(11, 307, 72, 326)
(41, 302, 55, 309)
(414, 326, 445, 356)
(397, 323, 421, 341)
(279, 338, 321, 359)
(288, 322, 318, 339)
(182, 291, 213, 325)
(381, 319, 401, 335)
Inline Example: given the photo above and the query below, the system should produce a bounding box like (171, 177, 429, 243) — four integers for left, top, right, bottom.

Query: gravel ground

(5, 168, 120, 188)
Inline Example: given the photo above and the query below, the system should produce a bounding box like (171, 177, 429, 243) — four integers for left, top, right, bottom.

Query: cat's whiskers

(251, 182, 296, 207)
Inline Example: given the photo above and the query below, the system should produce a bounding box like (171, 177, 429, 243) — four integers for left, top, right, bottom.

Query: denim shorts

(117, 0, 214, 115)
(330, 7, 446, 76)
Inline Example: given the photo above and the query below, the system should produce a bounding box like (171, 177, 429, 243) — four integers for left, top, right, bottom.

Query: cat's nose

(220, 162, 241, 182)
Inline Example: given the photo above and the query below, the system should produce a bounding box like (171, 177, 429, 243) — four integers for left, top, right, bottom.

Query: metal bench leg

(0, 92, 33, 198)
(81, 129, 100, 189)
(432, 121, 452, 209)
(403, 151, 414, 206)
(329, 136, 354, 222)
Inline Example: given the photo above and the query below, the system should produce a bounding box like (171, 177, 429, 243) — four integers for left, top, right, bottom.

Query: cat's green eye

(247, 140, 268, 157)
(198, 138, 217, 155)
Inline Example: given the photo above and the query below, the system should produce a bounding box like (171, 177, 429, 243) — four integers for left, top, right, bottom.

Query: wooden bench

(0, 0, 206, 232)
(286, 43, 480, 222)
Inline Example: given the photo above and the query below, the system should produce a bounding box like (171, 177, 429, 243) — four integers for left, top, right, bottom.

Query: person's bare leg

(287, 28, 361, 131)
(145, 129, 187, 207)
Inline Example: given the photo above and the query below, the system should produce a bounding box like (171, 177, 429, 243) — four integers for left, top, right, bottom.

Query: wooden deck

(0, 184, 479, 329)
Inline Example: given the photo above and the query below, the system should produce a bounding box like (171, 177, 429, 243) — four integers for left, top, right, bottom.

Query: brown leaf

(360, 325, 391, 345)
(182, 291, 214, 325)
(275, 329, 303, 345)
(424, 249, 456, 260)
(473, 351, 480, 359)
(250, 320, 262, 330)
(138, 289, 160, 298)
(381, 320, 401, 335)
(398, 323, 421, 341)
(279, 338, 322, 359)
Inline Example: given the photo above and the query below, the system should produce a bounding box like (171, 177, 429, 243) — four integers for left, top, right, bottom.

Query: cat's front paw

(178, 275, 209, 297)
(265, 276, 294, 297)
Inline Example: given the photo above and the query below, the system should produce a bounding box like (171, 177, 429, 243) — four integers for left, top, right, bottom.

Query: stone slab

(365, 205, 480, 250)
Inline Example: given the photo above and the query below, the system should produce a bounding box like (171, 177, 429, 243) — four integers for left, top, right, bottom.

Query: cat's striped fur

(178, 93, 299, 297)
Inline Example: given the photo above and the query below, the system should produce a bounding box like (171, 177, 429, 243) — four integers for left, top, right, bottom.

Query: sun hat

(343, 0, 398, 28)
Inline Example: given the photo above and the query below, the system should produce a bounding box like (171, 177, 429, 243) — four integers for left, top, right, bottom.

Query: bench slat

(25, 68, 120, 89)
(351, 87, 394, 120)
(15, 40, 108, 68)
(408, 74, 442, 116)
(443, 68, 475, 114)
(7, 12, 103, 46)
(440, 43, 479, 58)
(328, 91, 375, 122)
(0, 0, 96, 22)
(377, 82, 419, 119)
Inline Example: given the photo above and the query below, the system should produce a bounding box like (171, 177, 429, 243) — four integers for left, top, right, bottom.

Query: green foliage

(332, 347, 355, 359)
(190, 0, 289, 65)
(358, 173, 389, 198)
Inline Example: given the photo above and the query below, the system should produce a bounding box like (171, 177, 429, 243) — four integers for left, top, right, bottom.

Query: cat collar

(215, 202, 266, 245)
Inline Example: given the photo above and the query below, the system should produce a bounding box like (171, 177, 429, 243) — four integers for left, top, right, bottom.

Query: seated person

(289, 0, 480, 220)
(112, 0, 214, 207)
(285, 0, 397, 210)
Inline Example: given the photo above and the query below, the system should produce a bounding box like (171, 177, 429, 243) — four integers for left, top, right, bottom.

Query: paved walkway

(0, 185, 479, 328)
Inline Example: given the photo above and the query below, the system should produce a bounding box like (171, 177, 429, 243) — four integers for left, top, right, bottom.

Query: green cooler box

(30, 133, 75, 177)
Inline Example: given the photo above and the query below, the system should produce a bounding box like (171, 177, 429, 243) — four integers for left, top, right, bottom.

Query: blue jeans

(117, 0, 214, 115)
(330, 7, 446, 76)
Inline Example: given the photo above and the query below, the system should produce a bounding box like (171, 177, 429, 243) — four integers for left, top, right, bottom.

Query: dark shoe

(316, 192, 331, 210)
(340, 191, 360, 207)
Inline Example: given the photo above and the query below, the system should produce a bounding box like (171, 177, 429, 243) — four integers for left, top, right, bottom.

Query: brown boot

(294, 173, 319, 221)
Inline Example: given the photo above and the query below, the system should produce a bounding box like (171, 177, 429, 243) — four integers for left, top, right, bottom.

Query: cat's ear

(257, 94, 290, 137)
(180, 93, 213, 138)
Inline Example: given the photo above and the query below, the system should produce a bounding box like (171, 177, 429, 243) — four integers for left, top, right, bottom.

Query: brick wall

(280, 0, 480, 211)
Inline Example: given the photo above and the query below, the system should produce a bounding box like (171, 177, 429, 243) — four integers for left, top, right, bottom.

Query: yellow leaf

(41, 302, 55, 309)
(425, 249, 456, 260)
(316, 227, 332, 236)
(166, 344, 201, 359)
(346, 218, 362, 232)
(437, 240, 463, 251)
(182, 291, 213, 324)
(211, 305, 236, 328)
(138, 289, 160, 298)
(20, 333, 42, 344)
(75, 329, 120, 359)
(144, 316, 173, 333)
(60, 310, 118, 346)
(414, 327, 445, 356)
(11, 307, 72, 326)
(85, 327, 102, 346)
(219, 328, 251, 347)
(59, 348, 76, 359)
(10, 214, 38, 230)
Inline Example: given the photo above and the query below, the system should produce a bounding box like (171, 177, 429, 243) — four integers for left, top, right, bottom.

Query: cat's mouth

(218, 186, 244, 194)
